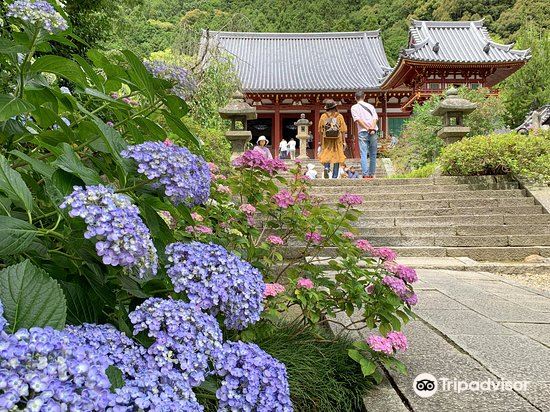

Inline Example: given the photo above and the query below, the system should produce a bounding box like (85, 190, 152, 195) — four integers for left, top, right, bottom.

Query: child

(347, 166, 360, 179)
(305, 163, 317, 179)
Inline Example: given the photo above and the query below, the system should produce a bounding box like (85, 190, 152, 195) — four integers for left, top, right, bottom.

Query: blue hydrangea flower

(0, 326, 113, 410)
(121, 141, 211, 207)
(165, 242, 265, 330)
(129, 298, 223, 387)
(214, 341, 293, 412)
(0, 301, 6, 332)
(6, 0, 68, 33)
(144, 60, 196, 99)
(60, 185, 158, 278)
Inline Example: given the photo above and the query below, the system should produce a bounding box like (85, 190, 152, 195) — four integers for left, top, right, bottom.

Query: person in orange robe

(318, 99, 347, 179)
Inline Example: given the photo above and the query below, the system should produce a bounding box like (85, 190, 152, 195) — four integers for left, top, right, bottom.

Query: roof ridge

(207, 30, 381, 38)
(411, 19, 485, 28)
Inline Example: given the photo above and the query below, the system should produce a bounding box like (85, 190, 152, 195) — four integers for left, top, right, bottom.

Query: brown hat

(324, 99, 337, 110)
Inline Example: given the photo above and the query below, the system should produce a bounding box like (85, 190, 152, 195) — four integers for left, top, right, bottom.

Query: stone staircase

(282, 159, 387, 178)
(307, 174, 550, 261)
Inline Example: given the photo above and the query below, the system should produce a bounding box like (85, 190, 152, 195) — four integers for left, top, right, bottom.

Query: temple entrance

(248, 117, 273, 153)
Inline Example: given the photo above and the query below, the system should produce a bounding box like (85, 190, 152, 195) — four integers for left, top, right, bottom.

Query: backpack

(323, 115, 340, 139)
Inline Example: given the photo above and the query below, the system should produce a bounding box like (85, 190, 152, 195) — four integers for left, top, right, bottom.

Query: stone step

(355, 214, 550, 227)
(363, 234, 550, 247)
(354, 224, 550, 237)
(283, 246, 550, 261)
(326, 197, 535, 210)
(307, 182, 520, 194)
(307, 175, 513, 186)
(358, 205, 544, 217)
(316, 189, 526, 202)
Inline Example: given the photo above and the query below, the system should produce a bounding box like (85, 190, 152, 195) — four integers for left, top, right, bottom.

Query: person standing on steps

(318, 99, 347, 179)
(288, 137, 296, 160)
(351, 90, 378, 179)
(279, 138, 288, 159)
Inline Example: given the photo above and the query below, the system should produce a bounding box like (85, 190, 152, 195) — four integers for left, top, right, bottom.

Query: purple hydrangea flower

(165, 242, 265, 330)
(233, 149, 288, 175)
(6, 0, 68, 33)
(0, 301, 6, 331)
(121, 141, 211, 207)
(144, 60, 196, 99)
(214, 341, 293, 411)
(0, 326, 113, 410)
(382, 275, 417, 305)
(273, 189, 295, 208)
(338, 193, 363, 206)
(60, 185, 158, 278)
(366, 335, 394, 355)
(384, 262, 418, 283)
(129, 298, 223, 387)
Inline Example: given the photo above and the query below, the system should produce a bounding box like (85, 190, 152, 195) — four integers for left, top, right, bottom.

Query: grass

(196, 321, 371, 411)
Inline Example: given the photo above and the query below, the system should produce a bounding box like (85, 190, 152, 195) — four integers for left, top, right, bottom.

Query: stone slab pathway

(338, 268, 550, 411)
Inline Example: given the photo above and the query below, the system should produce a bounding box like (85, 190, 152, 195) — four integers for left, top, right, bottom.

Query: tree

(500, 25, 550, 126)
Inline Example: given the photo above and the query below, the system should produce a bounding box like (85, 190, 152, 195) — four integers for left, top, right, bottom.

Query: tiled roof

(402, 20, 531, 63)
(516, 105, 550, 131)
(201, 31, 392, 92)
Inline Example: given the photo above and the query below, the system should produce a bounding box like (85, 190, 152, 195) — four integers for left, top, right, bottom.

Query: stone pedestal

(297, 136, 309, 159)
(437, 126, 471, 145)
(225, 130, 252, 160)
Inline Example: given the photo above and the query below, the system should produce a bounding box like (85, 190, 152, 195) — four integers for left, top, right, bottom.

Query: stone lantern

(218, 91, 257, 159)
(294, 113, 312, 159)
(432, 87, 477, 145)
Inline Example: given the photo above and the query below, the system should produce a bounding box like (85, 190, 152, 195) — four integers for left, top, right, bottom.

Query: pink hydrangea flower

(267, 235, 284, 245)
(387, 331, 408, 352)
(217, 184, 231, 194)
(296, 278, 314, 289)
(356, 239, 375, 253)
(239, 203, 256, 215)
(208, 162, 219, 174)
(404, 292, 418, 306)
(338, 193, 363, 206)
(106, 121, 114, 127)
(191, 212, 204, 222)
(122, 97, 131, 104)
(305, 232, 322, 244)
(158, 210, 176, 229)
(186, 225, 213, 235)
(295, 192, 308, 203)
(365, 284, 375, 294)
(366, 335, 394, 355)
(382, 275, 408, 296)
(302, 210, 311, 217)
(384, 262, 418, 284)
(374, 247, 397, 262)
(342, 232, 355, 239)
(264, 283, 285, 298)
(273, 190, 295, 208)
(111, 92, 119, 99)
(163, 138, 173, 146)
(233, 149, 288, 175)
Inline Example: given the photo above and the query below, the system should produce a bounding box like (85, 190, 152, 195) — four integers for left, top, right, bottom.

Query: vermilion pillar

(273, 104, 281, 157)
(313, 102, 320, 159)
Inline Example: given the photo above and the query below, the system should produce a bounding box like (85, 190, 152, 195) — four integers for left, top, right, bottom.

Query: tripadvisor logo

(413, 373, 529, 398)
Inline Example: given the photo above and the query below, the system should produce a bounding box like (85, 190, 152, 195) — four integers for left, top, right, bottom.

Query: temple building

(200, 20, 530, 158)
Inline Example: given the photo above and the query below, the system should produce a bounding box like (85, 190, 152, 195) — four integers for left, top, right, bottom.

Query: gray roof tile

(403, 20, 531, 63)
(203, 31, 391, 92)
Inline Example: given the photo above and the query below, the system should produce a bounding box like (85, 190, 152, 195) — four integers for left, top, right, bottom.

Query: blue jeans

(358, 131, 378, 176)
(324, 162, 340, 179)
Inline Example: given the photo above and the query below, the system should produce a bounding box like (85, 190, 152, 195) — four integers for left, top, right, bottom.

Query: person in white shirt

(288, 138, 296, 159)
(305, 163, 317, 179)
(279, 138, 288, 159)
(351, 90, 379, 179)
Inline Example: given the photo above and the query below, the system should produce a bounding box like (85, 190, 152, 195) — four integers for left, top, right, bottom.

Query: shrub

(439, 131, 550, 183)
(391, 162, 438, 179)
(184, 116, 231, 167)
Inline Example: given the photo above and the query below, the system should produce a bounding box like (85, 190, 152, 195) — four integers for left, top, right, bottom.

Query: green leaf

(0, 154, 33, 213)
(360, 358, 377, 376)
(379, 322, 391, 336)
(9, 150, 56, 178)
(0, 95, 35, 122)
(31, 56, 87, 87)
(0, 260, 66, 332)
(162, 110, 201, 148)
(82, 87, 126, 106)
(54, 143, 102, 185)
(62, 281, 102, 324)
(106, 365, 125, 393)
(348, 349, 363, 363)
(163, 95, 189, 118)
(121, 50, 155, 101)
(352, 341, 370, 351)
(0, 38, 26, 53)
(0, 216, 38, 256)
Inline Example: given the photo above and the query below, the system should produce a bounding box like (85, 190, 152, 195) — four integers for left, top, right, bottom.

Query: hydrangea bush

(0, 3, 416, 408)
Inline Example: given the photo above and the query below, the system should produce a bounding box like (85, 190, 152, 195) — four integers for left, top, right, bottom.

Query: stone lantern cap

(218, 91, 257, 120)
(432, 87, 477, 117)
(294, 113, 312, 126)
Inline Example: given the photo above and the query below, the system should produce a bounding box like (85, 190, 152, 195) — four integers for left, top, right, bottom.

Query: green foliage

(251, 322, 372, 412)
(391, 162, 438, 179)
(391, 87, 508, 174)
(500, 26, 550, 126)
(184, 117, 230, 167)
(439, 131, 550, 183)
